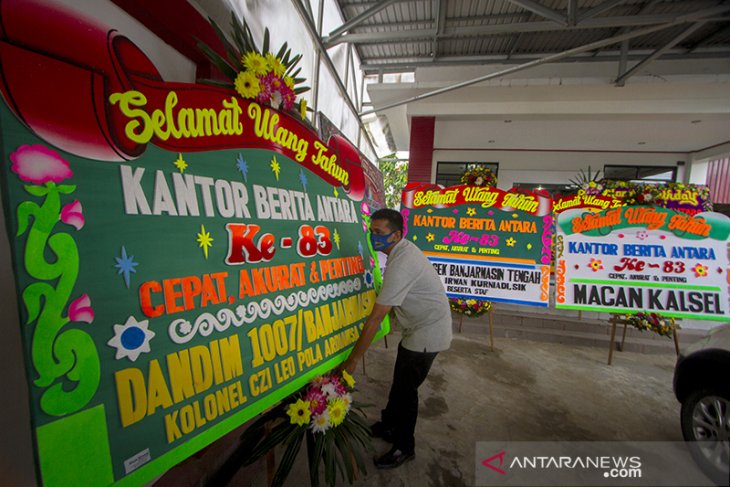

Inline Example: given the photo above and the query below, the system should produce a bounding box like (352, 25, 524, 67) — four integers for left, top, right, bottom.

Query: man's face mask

(370, 231, 396, 251)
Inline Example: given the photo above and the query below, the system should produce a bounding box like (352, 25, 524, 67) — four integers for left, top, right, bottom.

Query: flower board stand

(607, 314, 680, 365)
(457, 308, 495, 352)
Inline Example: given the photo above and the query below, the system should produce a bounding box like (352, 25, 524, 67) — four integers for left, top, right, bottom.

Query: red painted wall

(407, 116, 435, 183)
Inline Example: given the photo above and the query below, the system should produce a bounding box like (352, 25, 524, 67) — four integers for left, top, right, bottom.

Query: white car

(673, 323, 730, 486)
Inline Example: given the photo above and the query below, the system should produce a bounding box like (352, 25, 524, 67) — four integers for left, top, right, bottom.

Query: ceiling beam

(327, 12, 730, 45)
(567, 0, 578, 26)
(345, 13, 527, 31)
(359, 17, 718, 116)
(616, 39, 629, 87)
(615, 21, 707, 85)
(324, 0, 400, 47)
(577, 0, 627, 23)
(432, 0, 446, 58)
(360, 49, 730, 73)
(505, 0, 567, 26)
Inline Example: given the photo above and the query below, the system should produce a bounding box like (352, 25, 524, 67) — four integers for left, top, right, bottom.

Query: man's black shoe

(370, 422, 394, 442)
(374, 447, 415, 469)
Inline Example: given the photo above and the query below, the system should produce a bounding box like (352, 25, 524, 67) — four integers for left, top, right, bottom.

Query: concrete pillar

(407, 116, 435, 183)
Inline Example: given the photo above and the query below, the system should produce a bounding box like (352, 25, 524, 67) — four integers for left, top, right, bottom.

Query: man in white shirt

(341, 208, 452, 469)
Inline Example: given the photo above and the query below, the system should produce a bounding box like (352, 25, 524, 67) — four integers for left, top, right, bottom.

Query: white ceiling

(367, 59, 730, 156)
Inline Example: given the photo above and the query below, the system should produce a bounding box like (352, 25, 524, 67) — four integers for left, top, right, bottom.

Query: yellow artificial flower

(284, 76, 295, 88)
(341, 370, 355, 389)
(266, 52, 286, 77)
(234, 71, 260, 99)
(299, 98, 308, 120)
(286, 399, 312, 427)
(242, 51, 268, 76)
(328, 398, 347, 427)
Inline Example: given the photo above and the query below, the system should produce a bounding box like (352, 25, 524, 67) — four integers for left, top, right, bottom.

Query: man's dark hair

(371, 208, 403, 232)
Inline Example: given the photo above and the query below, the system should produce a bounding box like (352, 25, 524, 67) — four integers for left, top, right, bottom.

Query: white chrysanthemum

(311, 411, 331, 433)
(341, 392, 352, 413)
(321, 383, 338, 398)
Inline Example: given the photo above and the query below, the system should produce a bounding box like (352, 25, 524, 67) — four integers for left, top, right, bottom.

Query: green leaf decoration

(24, 185, 49, 197)
(56, 184, 76, 194)
(197, 79, 237, 89)
(197, 41, 238, 80)
(309, 432, 325, 487)
(263, 28, 270, 56)
(569, 166, 603, 187)
(200, 20, 244, 70)
(271, 430, 305, 487)
(276, 42, 288, 60)
(333, 428, 354, 483)
(323, 432, 336, 487)
(21, 281, 49, 325)
(15, 200, 37, 236)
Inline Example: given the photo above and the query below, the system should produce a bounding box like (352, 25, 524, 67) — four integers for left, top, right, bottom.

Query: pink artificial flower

(258, 73, 278, 101)
(10, 145, 73, 184)
(68, 294, 94, 323)
(60, 200, 85, 230)
(306, 388, 327, 415)
(256, 81, 272, 105)
(310, 376, 328, 388)
(361, 202, 371, 216)
(280, 85, 296, 111)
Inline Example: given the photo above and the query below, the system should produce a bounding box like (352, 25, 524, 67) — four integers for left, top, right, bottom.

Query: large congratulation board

(401, 183, 553, 306)
(0, 1, 386, 485)
(555, 206, 730, 320)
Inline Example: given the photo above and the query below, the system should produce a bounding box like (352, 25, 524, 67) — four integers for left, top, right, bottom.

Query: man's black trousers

(380, 342, 438, 454)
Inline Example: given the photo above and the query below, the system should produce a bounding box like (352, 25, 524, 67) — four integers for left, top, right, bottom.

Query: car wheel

(680, 388, 730, 486)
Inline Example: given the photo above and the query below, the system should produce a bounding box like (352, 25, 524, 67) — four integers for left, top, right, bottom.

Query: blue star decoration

(236, 153, 249, 182)
(114, 246, 139, 288)
(299, 169, 308, 192)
